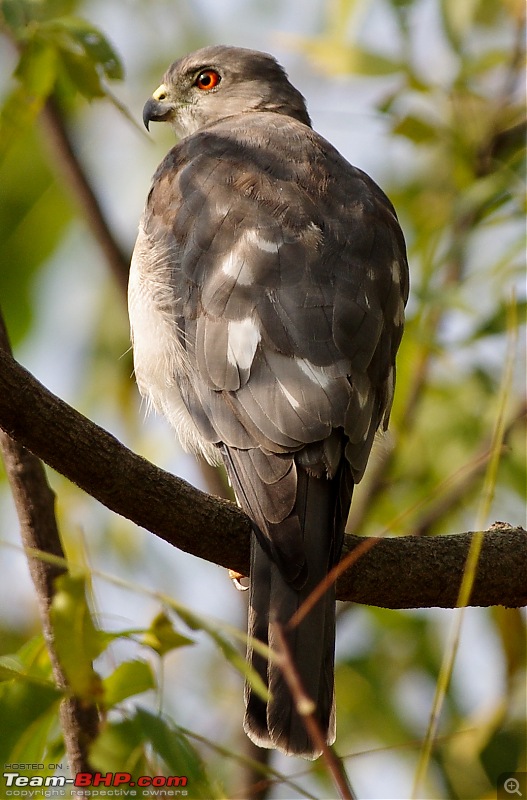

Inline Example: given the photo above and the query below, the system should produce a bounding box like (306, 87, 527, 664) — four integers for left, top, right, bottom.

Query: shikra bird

(128, 45, 409, 759)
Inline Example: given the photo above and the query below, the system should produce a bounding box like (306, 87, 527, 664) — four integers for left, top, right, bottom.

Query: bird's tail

(223, 448, 352, 760)
(244, 531, 335, 758)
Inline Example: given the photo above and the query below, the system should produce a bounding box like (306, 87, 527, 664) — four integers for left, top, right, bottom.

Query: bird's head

(142, 45, 311, 139)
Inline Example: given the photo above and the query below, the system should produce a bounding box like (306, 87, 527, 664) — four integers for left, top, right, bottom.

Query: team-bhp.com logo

(3, 770, 188, 796)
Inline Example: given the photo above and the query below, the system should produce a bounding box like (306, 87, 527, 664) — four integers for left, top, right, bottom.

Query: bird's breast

(128, 226, 216, 462)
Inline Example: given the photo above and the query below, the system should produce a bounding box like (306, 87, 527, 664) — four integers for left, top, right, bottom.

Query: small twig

(272, 623, 356, 800)
(288, 536, 379, 630)
(40, 96, 130, 298)
(0, 310, 99, 785)
(179, 725, 316, 799)
(412, 296, 520, 799)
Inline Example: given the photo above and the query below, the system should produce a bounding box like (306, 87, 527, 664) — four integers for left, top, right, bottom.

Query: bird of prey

(129, 45, 408, 759)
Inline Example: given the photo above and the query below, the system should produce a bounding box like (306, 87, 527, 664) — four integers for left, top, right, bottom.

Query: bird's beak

(142, 84, 174, 130)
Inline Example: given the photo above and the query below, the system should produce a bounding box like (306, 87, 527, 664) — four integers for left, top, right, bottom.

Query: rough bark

(1, 344, 525, 609)
(0, 316, 99, 783)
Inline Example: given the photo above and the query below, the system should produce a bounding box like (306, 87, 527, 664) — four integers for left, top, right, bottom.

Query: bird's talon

(229, 569, 249, 591)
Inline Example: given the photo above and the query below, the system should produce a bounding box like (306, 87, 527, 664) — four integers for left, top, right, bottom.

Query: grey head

(142, 45, 311, 139)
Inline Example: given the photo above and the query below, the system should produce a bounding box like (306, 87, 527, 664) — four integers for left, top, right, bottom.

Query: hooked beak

(142, 84, 174, 130)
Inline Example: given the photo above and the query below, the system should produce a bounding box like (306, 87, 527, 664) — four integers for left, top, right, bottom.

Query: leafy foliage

(0, 0, 525, 798)
(0, 568, 225, 796)
(90, 708, 223, 799)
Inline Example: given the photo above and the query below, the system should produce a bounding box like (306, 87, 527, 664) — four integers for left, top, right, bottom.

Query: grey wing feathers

(140, 114, 408, 480)
(132, 110, 408, 758)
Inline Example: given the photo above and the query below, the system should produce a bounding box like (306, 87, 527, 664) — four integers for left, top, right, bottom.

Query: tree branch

(0, 314, 99, 781)
(40, 96, 130, 298)
(272, 622, 356, 800)
(1, 342, 525, 609)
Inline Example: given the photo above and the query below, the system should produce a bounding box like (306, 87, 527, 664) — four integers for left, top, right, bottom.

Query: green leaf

(348, 46, 403, 76)
(393, 114, 438, 144)
(136, 708, 222, 799)
(14, 37, 59, 98)
(13, 634, 51, 669)
(0, 40, 57, 158)
(0, 0, 76, 37)
(211, 631, 269, 701)
(0, 39, 58, 159)
(468, 300, 527, 341)
(2, 11, 123, 105)
(55, 47, 105, 98)
(473, 0, 506, 28)
(0, 679, 61, 767)
(50, 573, 105, 700)
(102, 660, 156, 709)
(142, 611, 195, 656)
(169, 603, 269, 702)
(0, 635, 56, 686)
(89, 717, 147, 776)
(90, 710, 222, 799)
(39, 16, 124, 86)
(0, 655, 26, 681)
(440, 0, 481, 48)
(0, 0, 24, 31)
(55, 16, 123, 80)
(0, 654, 56, 687)
(0, 122, 74, 342)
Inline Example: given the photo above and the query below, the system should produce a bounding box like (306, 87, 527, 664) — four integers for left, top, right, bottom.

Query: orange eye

(195, 69, 221, 90)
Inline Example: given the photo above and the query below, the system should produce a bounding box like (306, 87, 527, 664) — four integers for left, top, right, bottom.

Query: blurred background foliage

(0, 0, 525, 798)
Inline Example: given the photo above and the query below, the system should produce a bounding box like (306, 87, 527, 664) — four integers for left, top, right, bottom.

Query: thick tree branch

(0, 315, 99, 782)
(1, 343, 525, 609)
